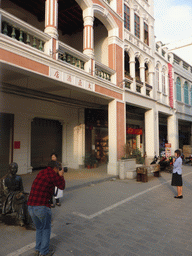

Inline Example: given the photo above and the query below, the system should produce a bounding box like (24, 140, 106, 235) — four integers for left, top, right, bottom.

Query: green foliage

(121, 145, 145, 164)
(132, 148, 145, 164)
(84, 154, 98, 167)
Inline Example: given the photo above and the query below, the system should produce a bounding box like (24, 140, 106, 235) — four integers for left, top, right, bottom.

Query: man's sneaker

(40, 249, 54, 256)
(34, 251, 40, 256)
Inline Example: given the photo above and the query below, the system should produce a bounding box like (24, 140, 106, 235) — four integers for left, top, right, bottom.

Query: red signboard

(14, 141, 20, 149)
(126, 127, 142, 135)
(165, 143, 171, 157)
(168, 63, 174, 109)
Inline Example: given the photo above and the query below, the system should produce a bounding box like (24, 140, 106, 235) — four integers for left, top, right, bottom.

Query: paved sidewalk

(2, 165, 192, 256)
(21, 164, 117, 193)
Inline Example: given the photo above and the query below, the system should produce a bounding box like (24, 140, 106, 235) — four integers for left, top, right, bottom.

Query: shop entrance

(31, 118, 62, 169)
(159, 114, 168, 156)
(179, 121, 191, 149)
(85, 109, 108, 164)
(0, 113, 14, 178)
(126, 105, 145, 157)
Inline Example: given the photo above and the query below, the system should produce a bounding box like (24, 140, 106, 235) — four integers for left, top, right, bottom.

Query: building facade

(0, 0, 191, 177)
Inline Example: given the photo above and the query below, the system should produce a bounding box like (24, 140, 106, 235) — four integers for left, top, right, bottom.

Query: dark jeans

(28, 206, 51, 255)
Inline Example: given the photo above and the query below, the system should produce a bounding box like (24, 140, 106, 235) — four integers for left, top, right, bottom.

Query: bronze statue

(0, 162, 28, 226)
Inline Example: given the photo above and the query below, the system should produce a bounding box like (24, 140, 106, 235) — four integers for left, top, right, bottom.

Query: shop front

(126, 105, 145, 157)
(85, 108, 108, 165)
(126, 126, 143, 156)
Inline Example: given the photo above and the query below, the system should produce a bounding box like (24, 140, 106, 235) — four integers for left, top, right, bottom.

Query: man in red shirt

(27, 161, 65, 256)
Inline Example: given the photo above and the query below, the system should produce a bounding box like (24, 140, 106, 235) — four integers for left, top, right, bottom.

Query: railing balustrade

(58, 41, 90, 70)
(95, 61, 115, 82)
(0, 9, 51, 52)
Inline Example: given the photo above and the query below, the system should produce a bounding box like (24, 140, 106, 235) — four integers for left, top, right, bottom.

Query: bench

(136, 164, 160, 182)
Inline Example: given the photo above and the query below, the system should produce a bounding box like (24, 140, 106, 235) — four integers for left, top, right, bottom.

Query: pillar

(130, 58, 136, 91)
(149, 23, 155, 54)
(140, 62, 146, 95)
(129, 58, 135, 78)
(61, 122, 68, 167)
(13, 113, 33, 174)
(107, 100, 126, 175)
(130, 7, 135, 34)
(145, 109, 158, 164)
(148, 71, 154, 97)
(108, 37, 124, 86)
(44, 0, 58, 59)
(83, 8, 94, 74)
(77, 109, 85, 168)
(167, 114, 179, 154)
(140, 16, 144, 42)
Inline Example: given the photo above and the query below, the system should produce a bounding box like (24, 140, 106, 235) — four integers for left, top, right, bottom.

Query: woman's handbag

(54, 187, 63, 199)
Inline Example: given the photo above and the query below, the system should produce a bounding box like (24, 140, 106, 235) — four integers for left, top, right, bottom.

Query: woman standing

(171, 149, 183, 199)
(50, 153, 62, 206)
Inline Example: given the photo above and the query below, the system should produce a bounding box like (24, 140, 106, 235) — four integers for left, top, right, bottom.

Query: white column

(130, 8, 135, 34)
(148, 71, 155, 98)
(77, 109, 85, 167)
(145, 109, 158, 164)
(140, 17, 144, 42)
(13, 113, 33, 174)
(83, 7, 94, 73)
(44, 0, 58, 58)
(140, 63, 146, 95)
(149, 23, 155, 54)
(44, 0, 58, 38)
(129, 59, 135, 78)
(107, 100, 118, 175)
(60, 121, 67, 167)
(167, 114, 179, 154)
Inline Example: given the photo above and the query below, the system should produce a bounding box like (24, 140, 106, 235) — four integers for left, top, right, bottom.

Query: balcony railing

(124, 71, 133, 81)
(58, 41, 90, 70)
(95, 61, 115, 82)
(0, 9, 51, 52)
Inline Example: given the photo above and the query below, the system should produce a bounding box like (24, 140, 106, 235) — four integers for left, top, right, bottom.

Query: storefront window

(126, 125, 143, 156)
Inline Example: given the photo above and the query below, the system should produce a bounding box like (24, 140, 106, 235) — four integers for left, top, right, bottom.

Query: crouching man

(27, 161, 65, 256)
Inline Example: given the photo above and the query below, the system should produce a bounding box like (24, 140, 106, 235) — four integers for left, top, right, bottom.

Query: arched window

(156, 66, 159, 91)
(176, 77, 181, 101)
(184, 81, 189, 104)
(162, 70, 166, 94)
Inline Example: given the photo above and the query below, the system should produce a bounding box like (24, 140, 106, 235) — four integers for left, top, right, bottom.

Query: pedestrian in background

(171, 149, 183, 199)
(50, 153, 62, 207)
(27, 161, 65, 256)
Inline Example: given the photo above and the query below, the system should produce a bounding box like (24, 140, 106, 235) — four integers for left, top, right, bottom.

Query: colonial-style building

(0, 0, 191, 177)
(0, 0, 125, 176)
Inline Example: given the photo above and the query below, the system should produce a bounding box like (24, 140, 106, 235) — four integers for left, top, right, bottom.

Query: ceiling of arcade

(9, 0, 84, 35)
(0, 63, 110, 109)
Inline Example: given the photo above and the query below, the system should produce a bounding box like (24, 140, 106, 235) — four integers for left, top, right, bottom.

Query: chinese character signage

(49, 68, 94, 91)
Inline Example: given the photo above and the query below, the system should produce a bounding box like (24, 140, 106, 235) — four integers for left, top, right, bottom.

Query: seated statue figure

(0, 162, 28, 226)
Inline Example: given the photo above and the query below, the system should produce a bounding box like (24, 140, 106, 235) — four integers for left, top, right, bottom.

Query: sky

(154, 0, 192, 44)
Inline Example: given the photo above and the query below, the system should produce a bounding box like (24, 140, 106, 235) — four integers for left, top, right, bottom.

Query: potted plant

(84, 154, 98, 168)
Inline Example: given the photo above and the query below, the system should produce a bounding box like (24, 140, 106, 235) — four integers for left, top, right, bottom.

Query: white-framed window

(191, 86, 192, 105)
(184, 81, 189, 104)
(162, 70, 166, 94)
(134, 14, 140, 38)
(124, 4, 130, 31)
(156, 66, 159, 91)
(176, 77, 181, 101)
